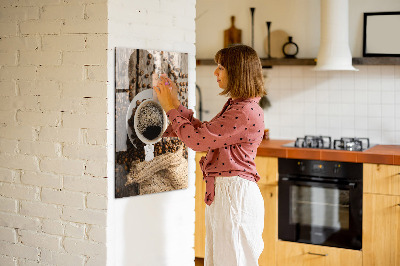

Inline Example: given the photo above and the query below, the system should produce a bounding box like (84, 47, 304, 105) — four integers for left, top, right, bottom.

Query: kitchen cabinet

(194, 154, 279, 265)
(276, 241, 362, 266)
(255, 156, 278, 186)
(363, 163, 400, 196)
(363, 193, 400, 266)
(363, 163, 400, 266)
(195, 152, 207, 258)
(259, 184, 278, 266)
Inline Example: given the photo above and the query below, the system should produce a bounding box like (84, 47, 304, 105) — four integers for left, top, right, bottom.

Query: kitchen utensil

(224, 16, 242, 48)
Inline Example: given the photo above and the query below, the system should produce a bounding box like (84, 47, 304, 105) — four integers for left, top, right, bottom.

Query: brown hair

(214, 44, 266, 99)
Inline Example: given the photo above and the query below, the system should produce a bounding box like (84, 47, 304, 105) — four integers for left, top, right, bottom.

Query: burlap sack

(126, 145, 188, 195)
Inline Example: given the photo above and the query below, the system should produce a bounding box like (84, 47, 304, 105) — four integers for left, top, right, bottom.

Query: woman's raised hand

(153, 75, 179, 113)
(159, 74, 181, 108)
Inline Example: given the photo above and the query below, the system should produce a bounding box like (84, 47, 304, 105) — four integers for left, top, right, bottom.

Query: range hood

(314, 0, 358, 71)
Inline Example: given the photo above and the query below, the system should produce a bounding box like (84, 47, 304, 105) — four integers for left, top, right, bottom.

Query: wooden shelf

(196, 57, 400, 67)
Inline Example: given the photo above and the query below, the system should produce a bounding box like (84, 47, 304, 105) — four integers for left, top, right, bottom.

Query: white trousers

(205, 176, 265, 266)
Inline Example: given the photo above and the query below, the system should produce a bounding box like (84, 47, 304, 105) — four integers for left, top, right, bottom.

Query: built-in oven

(278, 158, 363, 250)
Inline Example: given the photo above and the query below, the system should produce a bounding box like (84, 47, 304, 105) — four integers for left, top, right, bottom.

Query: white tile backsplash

(196, 65, 400, 144)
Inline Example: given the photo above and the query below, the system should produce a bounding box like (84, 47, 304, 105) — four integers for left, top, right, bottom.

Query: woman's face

(214, 64, 228, 90)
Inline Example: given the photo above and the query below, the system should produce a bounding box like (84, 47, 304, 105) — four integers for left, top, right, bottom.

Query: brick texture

(0, 1, 108, 264)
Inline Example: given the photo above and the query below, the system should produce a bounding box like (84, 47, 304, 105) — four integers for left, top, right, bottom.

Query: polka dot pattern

(165, 97, 264, 206)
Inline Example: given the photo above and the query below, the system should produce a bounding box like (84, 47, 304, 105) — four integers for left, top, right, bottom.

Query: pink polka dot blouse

(163, 97, 265, 205)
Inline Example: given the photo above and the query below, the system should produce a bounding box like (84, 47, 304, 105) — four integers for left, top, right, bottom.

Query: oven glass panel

(290, 186, 350, 243)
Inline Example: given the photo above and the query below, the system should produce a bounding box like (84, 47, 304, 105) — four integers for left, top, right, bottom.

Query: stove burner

(295, 135, 332, 149)
(333, 137, 370, 151)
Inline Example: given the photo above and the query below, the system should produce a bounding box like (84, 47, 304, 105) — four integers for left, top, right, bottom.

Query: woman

(154, 44, 266, 266)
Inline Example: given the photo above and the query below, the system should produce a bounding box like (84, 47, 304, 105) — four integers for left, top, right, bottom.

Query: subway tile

(341, 117, 355, 129)
(316, 89, 329, 103)
(329, 116, 342, 129)
(291, 77, 304, 90)
(303, 67, 316, 78)
(381, 65, 395, 77)
(291, 67, 304, 78)
(382, 117, 396, 131)
(354, 90, 368, 104)
(341, 89, 354, 103)
(382, 78, 395, 91)
(341, 104, 355, 116)
(395, 118, 400, 131)
(396, 130, 400, 144)
(367, 129, 382, 143)
(381, 131, 396, 144)
(367, 91, 381, 104)
(355, 104, 368, 116)
(304, 102, 316, 115)
(367, 104, 382, 117)
(341, 128, 355, 137)
(279, 78, 291, 89)
(382, 90, 395, 104)
(316, 116, 330, 128)
(382, 104, 395, 118)
(367, 77, 381, 91)
(328, 88, 341, 103)
(315, 77, 329, 90)
(303, 88, 316, 103)
(394, 66, 400, 78)
(368, 117, 382, 131)
(355, 116, 368, 130)
(316, 103, 329, 116)
(279, 67, 291, 78)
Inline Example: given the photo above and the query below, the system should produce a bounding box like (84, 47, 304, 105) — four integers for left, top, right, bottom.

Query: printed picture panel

(115, 47, 189, 198)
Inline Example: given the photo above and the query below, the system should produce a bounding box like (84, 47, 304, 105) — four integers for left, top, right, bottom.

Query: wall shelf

(196, 57, 400, 67)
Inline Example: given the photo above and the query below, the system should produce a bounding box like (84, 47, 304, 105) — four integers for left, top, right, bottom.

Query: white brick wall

(0, 0, 108, 265)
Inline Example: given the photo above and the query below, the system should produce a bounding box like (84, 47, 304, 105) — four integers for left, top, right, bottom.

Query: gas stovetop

(282, 135, 374, 151)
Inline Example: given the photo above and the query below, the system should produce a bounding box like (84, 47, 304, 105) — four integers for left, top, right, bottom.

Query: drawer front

(277, 241, 362, 266)
(364, 164, 400, 196)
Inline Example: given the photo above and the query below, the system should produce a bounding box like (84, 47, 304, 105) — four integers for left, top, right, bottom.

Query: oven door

(278, 176, 362, 250)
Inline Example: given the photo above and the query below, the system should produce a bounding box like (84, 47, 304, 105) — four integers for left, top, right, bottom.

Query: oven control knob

(297, 161, 305, 171)
(334, 164, 341, 174)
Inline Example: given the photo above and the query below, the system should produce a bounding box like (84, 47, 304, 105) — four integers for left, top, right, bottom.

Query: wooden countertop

(257, 139, 400, 165)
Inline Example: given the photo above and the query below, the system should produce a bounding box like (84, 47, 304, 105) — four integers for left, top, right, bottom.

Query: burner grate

(333, 137, 370, 151)
(295, 135, 332, 149)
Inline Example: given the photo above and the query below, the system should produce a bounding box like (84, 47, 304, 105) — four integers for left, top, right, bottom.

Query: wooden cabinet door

(195, 152, 207, 258)
(259, 185, 278, 266)
(255, 156, 278, 186)
(277, 241, 362, 266)
(363, 193, 400, 266)
(364, 164, 400, 196)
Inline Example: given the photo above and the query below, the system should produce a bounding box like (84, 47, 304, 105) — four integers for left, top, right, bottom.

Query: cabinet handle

(307, 252, 328, 256)
(397, 204, 400, 207)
